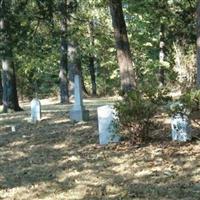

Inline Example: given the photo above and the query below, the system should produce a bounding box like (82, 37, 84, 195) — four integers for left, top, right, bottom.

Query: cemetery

(0, 87, 200, 199)
(1, 0, 200, 199)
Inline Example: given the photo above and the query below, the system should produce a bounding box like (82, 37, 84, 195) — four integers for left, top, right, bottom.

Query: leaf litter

(0, 98, 200, 200)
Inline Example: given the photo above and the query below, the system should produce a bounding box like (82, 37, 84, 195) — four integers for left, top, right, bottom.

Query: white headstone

(11, 125, 16, 132)
(171, 114, 191, 142)
(31, 98, 41, 123)
(69, 75, 89, 121)
(97, 105, 120, 145)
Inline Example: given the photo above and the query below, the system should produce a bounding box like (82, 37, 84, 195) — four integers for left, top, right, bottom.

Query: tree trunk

(0, 72, 2, 105)
(68, 42, 89, 98)
(1, 60, 21, 112)
(0, 6, 21, 112)
(59, 18, 69, 103)
(197, 1, 200, 87)
(109, 0, 136, 93)
(159, 24, 165, 85)
(88, 21, 97, 96)
(88, 56, 97, 96)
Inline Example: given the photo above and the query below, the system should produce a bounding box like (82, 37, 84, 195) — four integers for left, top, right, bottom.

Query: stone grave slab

(69, 75, 89, 121)
(171, 114, 191, 142)
(97, 105, 120, 145)
(31, 98, 41, 123)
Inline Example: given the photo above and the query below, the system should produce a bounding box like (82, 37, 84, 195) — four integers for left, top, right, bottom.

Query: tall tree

(58, 0, 81, 101)
(159, 24, 165, 85)
(59, 1, 69, 103)
(197, 0, 200, 87)
(0, 0, 21, 112)
(88, 20, 97, 96)
(109, 0, 136, 93)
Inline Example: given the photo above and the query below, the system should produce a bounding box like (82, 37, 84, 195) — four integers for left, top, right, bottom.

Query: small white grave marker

(171, 114, 191, 142)
(31, 98, 41, 123)
(97, 105, 120, 145)
(11, 125, 16, 132)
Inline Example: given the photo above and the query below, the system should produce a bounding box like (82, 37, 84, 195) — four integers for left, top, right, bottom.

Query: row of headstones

(31, 75, 191, 144)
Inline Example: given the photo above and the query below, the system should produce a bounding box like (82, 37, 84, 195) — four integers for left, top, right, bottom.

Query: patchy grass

(0, 97, 200, 200)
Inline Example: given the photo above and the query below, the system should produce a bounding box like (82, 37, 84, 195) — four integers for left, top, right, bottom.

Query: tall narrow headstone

(171, 114, 191, 142)
(97, 105, 120, 145)
(31, 98, 41, 123)
(69, 75, 89, 121)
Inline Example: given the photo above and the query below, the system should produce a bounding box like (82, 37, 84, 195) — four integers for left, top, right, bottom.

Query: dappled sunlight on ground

(0, 98, 200, 199)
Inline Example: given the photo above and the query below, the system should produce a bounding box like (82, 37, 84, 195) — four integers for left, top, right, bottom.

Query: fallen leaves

(0, 99, 200, 199)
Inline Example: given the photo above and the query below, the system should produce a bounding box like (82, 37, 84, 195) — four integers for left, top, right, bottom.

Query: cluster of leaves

(166, 89, 200, 118)
(114, 84, 171, 143)
(166, 101, 190, 117)
(180, 89, 200, 112)
(0, 0, 197, 99)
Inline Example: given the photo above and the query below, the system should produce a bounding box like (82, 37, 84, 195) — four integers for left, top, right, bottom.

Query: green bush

(165, 89, 200, 119)
(180, 89, 200, 112)
(114, 85, 170, 143)
(166, 101, 190, 117)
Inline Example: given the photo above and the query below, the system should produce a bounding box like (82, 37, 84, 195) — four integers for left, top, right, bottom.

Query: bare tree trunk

(88, 21, 97, 96)
(159, 24, 165, 85)
(88, 56, 97, 96)
(77, 58, 89, 96)
(59, 18, 69, 103)
(68, 42, 88, 98)
(1, 60, 21, 112)
(0, 4, 21, 112)
(197, 0, 200, 87)
(0, 71, 2, 105)
(109, 0, 136, 93)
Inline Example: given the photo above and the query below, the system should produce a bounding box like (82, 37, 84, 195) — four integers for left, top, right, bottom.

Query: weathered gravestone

(31, 98, 41, 123)
(97, 105, 120, 145)
(69, 75, 89, 121)
(171, 114, 191, 142)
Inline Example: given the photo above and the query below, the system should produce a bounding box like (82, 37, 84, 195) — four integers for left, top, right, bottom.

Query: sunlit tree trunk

(1, 60, 21, 112)
(109, 0, 136, 93)
(159, 23, 165, 85)
(197, 0, 200, 87)
(0, 3, 21, 112)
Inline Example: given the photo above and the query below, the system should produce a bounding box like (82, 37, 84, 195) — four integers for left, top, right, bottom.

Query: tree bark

(88, 56, 97, 96)
(1, 59, 21, 112)
(88, 21, 97, 96)
(159, 24, 165, 85)
(59, 18, 69, 103)
(197, 0, 200, 87)
(0, 72, 2, 105)
(109, 0, 136, 93)
(0, 5, 21, 112)
(68, 42, 89, 98)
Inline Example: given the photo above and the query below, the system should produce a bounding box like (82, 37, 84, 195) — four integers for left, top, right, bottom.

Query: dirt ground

(0, 98, 200, 200)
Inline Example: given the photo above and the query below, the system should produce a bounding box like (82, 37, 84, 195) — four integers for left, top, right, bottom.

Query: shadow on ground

(0, 99, 200, 200)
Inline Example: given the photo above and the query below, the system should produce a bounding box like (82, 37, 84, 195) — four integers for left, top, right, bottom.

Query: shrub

(114, 86, 170, 143)
(166, 101, 190, 117)
(180, 89, 200, 112)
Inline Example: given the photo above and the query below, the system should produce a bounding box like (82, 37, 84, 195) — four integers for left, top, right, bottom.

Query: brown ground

(0, 98, 200, 200)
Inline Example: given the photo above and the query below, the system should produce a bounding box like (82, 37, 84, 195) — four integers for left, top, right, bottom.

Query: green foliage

(114, 84, 170, 143)
(166, 101, 190, 117)
(0, 0, 197, 100)
(166, 89, 200, 117)
(180, 89, 200, 112)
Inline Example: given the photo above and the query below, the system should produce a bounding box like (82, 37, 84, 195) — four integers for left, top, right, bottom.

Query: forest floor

(0, 97, 200, 200)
